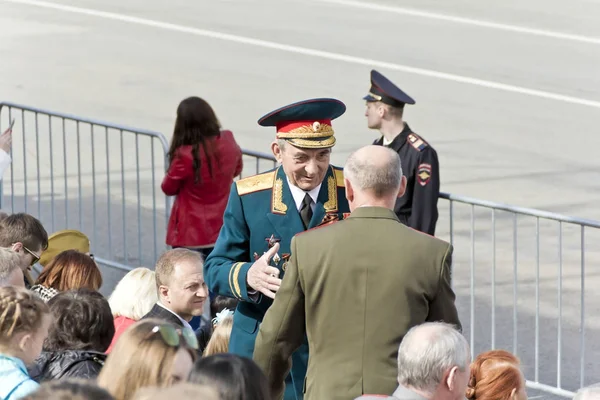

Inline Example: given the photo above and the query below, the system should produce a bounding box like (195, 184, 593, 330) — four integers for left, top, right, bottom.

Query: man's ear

(445, 366, 458, 392)
(271, 141, 283, 163)
(11, 242, 23, 252)
(378, 103, 387, 118)
(159, 285, 170, 303)
(397, 176, 407, 198)
(510, 388, 517, 400)
(344, 178, 354, 203)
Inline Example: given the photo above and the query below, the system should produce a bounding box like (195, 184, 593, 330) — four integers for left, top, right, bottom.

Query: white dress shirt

(286, 177, 320, 212)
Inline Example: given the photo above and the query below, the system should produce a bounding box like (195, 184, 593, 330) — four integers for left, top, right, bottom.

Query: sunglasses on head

(146, 324, 199, 350)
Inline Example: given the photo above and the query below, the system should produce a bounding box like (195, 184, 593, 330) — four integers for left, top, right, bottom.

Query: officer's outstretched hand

(247, 243, 282, 299)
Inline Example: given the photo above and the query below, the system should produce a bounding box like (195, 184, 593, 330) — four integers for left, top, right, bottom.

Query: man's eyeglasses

(145, 324, 199, 350)
(22, 245, 40, 266)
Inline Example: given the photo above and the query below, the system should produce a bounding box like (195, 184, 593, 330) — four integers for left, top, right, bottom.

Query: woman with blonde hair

(97, 319, 198, 400)
(31, 250, 101, 302)
(466, 349, 528, 400)
(106, 268, 158, 353)
(0, 286, 52, 399)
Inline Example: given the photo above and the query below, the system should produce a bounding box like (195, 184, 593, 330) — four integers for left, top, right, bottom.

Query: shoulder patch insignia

(236, 171, 275, 196)
(417, 163, 432, 186)
(333, 168, 345, 187)
(407, 133, 428, 152)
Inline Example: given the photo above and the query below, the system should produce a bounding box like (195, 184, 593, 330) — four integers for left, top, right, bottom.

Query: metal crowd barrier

(0, 102, 171, 291)
(1, 102, 594, 397)
(440, 193, 600, 398)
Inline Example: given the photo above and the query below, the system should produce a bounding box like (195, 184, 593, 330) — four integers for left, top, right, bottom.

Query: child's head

(204, 312, 233, 356)
(0, 286, 52, 365)
(210, 295, 238, 322)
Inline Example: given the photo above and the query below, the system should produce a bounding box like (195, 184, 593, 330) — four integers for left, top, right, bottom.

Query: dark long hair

(188, 354, 272, 400)
(168, 97, 221, 184)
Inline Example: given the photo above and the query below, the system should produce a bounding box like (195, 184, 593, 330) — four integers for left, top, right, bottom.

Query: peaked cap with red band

(363, 69, 415, 107)
(258, 98, 346, 149)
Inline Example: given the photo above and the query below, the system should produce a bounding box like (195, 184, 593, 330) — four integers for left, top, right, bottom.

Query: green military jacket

(254, 207, 461, 400)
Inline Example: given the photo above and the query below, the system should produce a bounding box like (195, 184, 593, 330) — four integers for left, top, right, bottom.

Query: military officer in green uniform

(253, 145, 460, 400)
(204, 98, 350, 400)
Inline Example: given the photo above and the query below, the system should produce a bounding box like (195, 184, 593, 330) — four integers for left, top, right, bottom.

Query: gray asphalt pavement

(2, 0, 600, 397)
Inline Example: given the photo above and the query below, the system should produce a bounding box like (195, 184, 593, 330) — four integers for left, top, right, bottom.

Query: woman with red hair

(466, 350, 528, 400)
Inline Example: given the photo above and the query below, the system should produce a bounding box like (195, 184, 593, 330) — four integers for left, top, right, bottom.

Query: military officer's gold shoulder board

(333, 167, 345, 187)
(407, 133, 428, 152)
(236, 171, 276, 196)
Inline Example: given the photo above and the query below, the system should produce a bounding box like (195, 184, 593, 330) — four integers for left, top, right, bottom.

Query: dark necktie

(300, 193, 313, 229)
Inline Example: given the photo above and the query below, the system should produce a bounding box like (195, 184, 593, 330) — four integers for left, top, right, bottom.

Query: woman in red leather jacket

(162, 97, 243, 260)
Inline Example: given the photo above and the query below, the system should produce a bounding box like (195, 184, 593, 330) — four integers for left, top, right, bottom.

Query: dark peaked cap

(363, 70, 415, 107)
(258, 98, 346, 149)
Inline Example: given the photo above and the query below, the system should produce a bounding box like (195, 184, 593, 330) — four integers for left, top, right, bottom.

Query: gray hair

(0, 247, 23, 285)
(276, 139, 287, 151)
(397, 322, 469, 393)
(345, 146, 402, 197)
(574, 384, 600, 400)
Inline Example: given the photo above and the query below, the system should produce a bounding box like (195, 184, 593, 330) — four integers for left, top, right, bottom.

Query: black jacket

(143, 304, 212, 355)
(374, 123, 440, 235)
(141, 304, 184, 328)
(28, 350, 106, 382)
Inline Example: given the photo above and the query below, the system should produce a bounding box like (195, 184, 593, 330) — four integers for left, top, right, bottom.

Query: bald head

(344, 145, 403, 198)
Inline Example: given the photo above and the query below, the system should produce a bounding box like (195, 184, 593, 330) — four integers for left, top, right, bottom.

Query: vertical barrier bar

(535, 217, 540, 382)
(77, 122, 83, 231)
(21, 110, 27, 213)
(35, 114, 41, 219)
(449, 200, 454, 247)
(62, 118, 68, 228)
(491, 209, 496, 349)
(91, 126, 97, 255)
(513, 213, 518, 354)
(136, 134, 142, 264)
(120, 130, 127, 265)
(105, 127, 112, 258)
(151, 139, 158, 261)
(48, 116, 55, 232)
(557, 222, 563, 389)
(449, 200, 454, 291)
(470, 205, 475, 359)
(9, 108, 14, 213)
(580, 226, 585, 388)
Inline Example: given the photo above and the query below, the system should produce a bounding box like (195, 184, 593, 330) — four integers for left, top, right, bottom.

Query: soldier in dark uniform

(363, 70, 440, 236)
